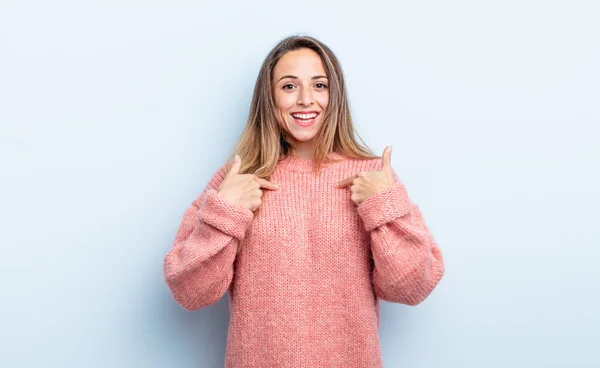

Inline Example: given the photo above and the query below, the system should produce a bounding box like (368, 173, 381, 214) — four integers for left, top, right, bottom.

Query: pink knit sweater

(163, 152, 445, 367)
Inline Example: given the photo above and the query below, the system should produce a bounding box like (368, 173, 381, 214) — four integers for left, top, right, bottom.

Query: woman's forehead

(273, 49, 327, 79)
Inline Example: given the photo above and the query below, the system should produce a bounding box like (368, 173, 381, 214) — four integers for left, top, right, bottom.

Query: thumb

(381, 145, 392, 172)
(227, 155, 241, 176)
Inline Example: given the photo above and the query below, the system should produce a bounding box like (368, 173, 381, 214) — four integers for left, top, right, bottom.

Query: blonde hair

(228, 35, 378, 178)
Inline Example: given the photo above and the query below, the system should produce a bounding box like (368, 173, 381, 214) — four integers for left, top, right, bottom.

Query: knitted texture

(163, 153, 445, 367)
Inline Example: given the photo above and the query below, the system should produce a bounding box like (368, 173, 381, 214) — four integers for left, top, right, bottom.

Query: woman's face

(272, 48, 329, 150)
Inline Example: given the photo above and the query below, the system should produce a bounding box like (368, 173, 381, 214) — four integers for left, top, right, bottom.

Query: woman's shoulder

(335, 153, 383, 171)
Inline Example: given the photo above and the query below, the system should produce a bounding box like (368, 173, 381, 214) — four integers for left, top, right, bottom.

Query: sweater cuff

(198, 188, 254, 239)
(357, 181, 412, 232)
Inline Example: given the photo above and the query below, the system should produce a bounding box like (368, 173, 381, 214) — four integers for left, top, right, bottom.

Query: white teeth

(292, 113, 318, 119)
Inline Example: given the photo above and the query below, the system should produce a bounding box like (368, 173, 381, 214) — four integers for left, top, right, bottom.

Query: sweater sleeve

(163, 165, 254, 311)
(356, 168, 445, 306)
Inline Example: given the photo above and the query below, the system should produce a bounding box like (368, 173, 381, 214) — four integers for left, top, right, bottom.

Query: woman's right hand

(217, 155, 279, 212)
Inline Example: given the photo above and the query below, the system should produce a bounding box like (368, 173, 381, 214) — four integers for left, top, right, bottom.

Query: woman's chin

(290, 135, 315, 143)
(287, 128, 319, 142)
(287, 123, 320, 139)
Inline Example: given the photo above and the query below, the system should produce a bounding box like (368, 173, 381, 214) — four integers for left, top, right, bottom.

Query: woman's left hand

(336, 145, 394, 205)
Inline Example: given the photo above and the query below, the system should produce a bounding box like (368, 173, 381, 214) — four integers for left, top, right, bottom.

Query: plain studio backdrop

(1, 1, 598, 367)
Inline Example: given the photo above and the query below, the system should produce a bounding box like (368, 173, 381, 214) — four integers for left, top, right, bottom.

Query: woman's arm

(163, 166, 254, 311)
(356, 170, 445, 306)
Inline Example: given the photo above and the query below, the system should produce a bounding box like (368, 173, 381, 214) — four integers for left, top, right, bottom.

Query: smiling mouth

(291, 112, 319, 127)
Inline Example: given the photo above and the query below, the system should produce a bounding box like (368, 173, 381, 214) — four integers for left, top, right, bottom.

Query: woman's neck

(287, 145, 314, 160)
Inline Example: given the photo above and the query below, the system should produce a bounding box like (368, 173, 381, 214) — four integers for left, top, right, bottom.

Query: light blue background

(1, 1, 599, 367)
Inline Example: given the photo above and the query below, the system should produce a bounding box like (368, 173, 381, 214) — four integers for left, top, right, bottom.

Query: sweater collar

(276, 152, 346, 173)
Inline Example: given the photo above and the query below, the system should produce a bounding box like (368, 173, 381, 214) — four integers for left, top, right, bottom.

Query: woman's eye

(316, 83, 328, 89)
(282, 84, 295, 90)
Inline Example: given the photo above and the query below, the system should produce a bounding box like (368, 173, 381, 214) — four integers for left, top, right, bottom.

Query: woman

(163, 35, 445, 367)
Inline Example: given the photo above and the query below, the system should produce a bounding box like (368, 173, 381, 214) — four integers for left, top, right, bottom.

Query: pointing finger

(336, 174, 357, 188)
(254, 177, 279, 190)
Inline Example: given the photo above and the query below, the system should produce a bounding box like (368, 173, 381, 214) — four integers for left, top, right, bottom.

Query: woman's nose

(297, 88, 313, 106)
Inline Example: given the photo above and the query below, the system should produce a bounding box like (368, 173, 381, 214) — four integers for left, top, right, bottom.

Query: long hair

(228, 35, 378, 178)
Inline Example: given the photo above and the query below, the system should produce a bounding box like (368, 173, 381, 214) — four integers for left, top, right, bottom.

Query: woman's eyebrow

(277, 75, 329, 82)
